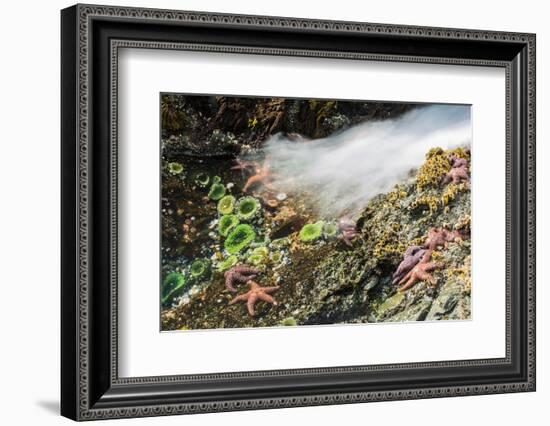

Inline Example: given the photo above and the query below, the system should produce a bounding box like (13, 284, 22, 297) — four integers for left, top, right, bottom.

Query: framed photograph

(61, 4, 536, 421)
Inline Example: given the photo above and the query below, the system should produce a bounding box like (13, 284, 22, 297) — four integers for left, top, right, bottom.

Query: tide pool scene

(160, 94, 472, 331)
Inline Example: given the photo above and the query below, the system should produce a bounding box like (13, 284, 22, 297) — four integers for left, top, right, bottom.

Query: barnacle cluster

(415, 147, 451, 191)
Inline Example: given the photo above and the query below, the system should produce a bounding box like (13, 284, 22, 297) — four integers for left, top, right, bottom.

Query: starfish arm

(261, 286, 280, 293)
(257, 292, 276, 305)
(417, 270, 436, 286)
(458, 168, 469, 179)
(233, 272, 252, 284)
(398, 274, 417, 292)
(342, 236, 353, 247)
(225, 275, 237, 292)
(229, 293, 249, 305)
(398, 269, 414, 286)
(247, 294, 259, 316)
(392, 273, 403, 285)
(423, 262, 436, 272)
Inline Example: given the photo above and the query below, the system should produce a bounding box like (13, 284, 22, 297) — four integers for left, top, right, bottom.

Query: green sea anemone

(323, 221, 338, 239)
(270, 251, 283, 264)
(208, 183, 226, 200)
(280, 317, 297, 326)
(224, 224, 256, 254)
(299, 221, 324, 243)
(217, 195, 236, 215)
(216, 255, 239, 272)
(167, 162, 184, 175)
(189, 259, 211, 280)
(270, 237, 289, 248)
(194, 172, 210, 187)
(213, 175, 222, 184)
(236, 197, 260, 221)
(247, 246, 269, 266)
(218, 214, 239, 237)
(161, 272, 186, 306)
(247, 253, 264, 266)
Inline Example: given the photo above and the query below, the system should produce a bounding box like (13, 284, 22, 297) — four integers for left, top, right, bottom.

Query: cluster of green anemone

(204, 174, 267, 272)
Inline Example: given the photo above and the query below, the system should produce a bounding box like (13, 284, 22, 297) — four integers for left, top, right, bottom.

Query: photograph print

(160, 94, 472, 331)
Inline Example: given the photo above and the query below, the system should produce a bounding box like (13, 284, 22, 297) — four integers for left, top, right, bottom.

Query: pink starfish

(228, 281, 280, 316)
(224, 265, 260, 293)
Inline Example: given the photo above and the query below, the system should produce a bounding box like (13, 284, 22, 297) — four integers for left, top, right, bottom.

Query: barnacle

(416, 147, 451, 190)
(410, 195, 439, 214)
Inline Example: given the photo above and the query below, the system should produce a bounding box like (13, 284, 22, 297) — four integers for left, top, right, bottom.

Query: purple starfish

(392, 246, 428, 285)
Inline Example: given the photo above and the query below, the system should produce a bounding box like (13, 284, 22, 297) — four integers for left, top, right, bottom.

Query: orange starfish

(397, 251, 443, 292)
(243, 162, 275, 192)
(228, 281, 280, 316)
(423, 228, 462, 251)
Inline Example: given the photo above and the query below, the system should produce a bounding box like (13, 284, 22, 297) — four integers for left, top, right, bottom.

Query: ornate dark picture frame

(61, 4, 536, 421)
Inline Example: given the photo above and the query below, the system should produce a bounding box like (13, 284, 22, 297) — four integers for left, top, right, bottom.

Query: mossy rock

(224, 224, 256, 254)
